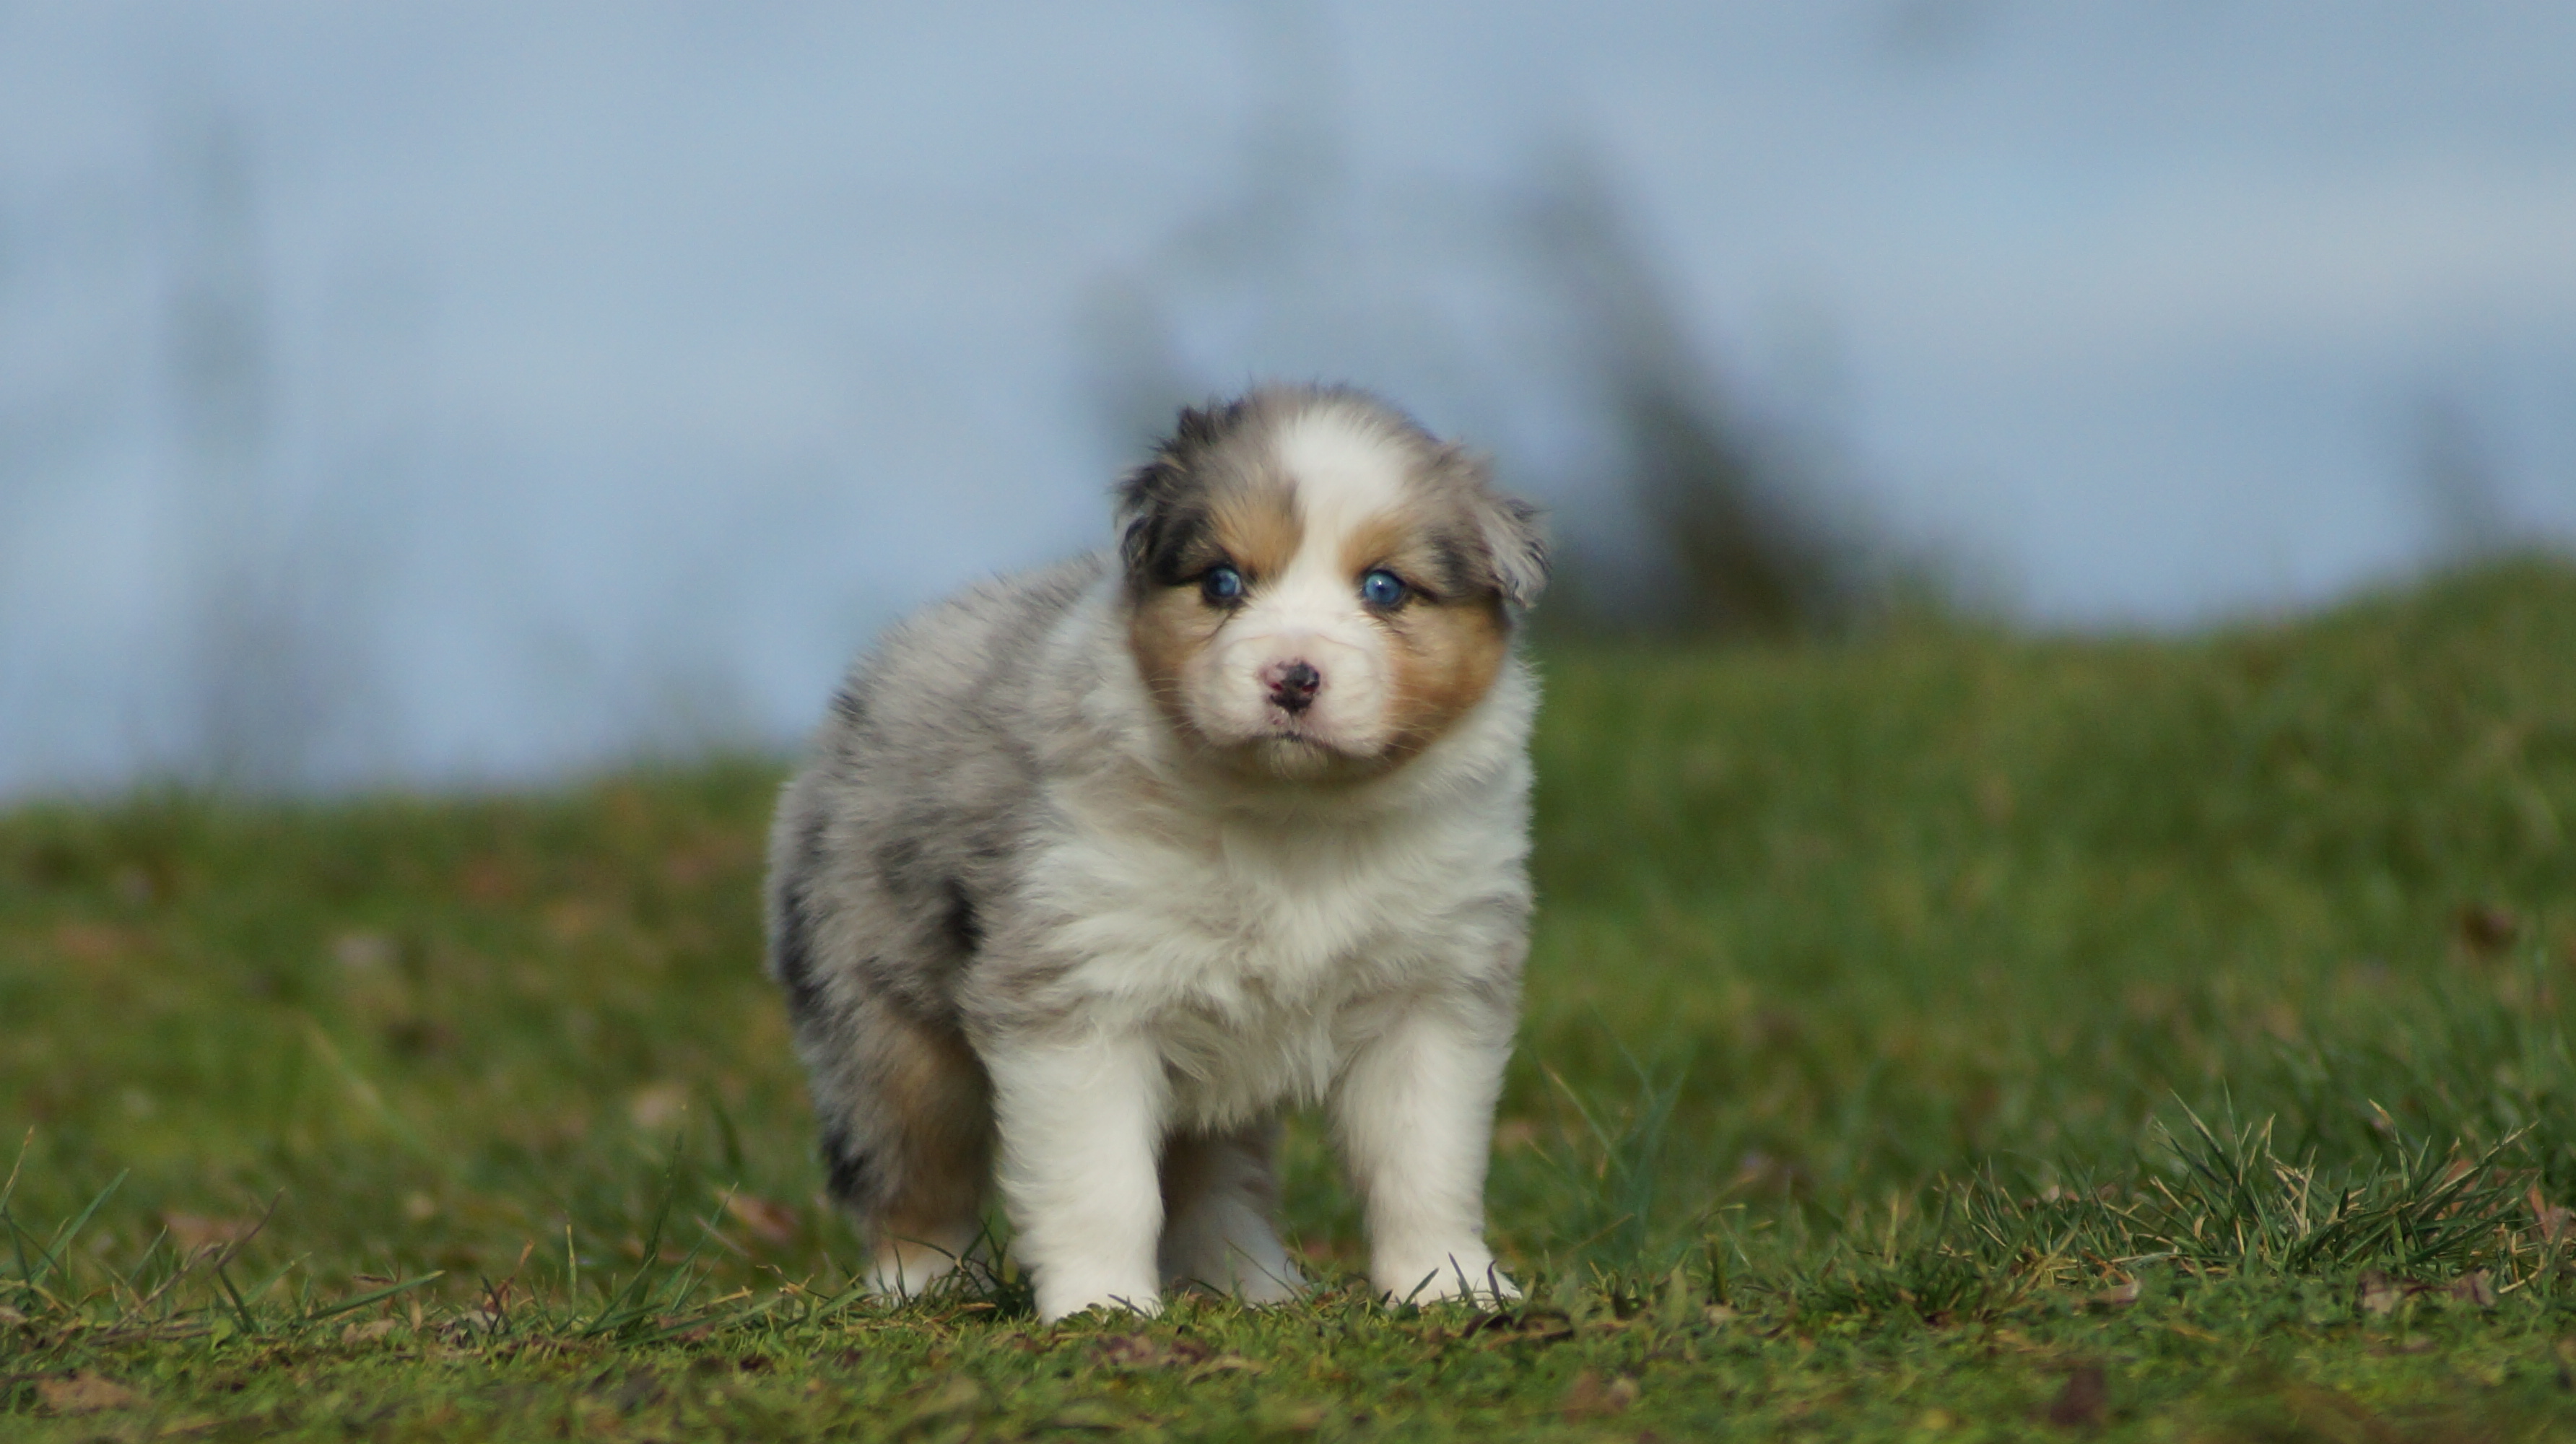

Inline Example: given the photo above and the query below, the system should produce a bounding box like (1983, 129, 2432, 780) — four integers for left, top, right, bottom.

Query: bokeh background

(4, 0, 2572, 799)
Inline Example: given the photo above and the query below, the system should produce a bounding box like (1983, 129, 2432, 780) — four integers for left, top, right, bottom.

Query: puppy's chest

(1051, 821, 1494, 1125)
(1038, 810, 1505, 1016)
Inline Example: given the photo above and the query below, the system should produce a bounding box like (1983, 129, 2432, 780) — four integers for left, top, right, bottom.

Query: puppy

(766, 385, 1546, 1321)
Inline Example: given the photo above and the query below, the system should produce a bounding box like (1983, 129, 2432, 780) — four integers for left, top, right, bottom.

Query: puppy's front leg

(1332, 996, 1520, 1305)
(988, 1029, 1169, 1321)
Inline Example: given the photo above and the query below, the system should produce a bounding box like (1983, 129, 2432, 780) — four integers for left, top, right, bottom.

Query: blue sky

(2, 1, 2571, 793)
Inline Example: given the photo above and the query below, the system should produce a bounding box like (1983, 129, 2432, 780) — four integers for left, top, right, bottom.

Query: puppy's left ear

(1478, 492, 1550, 611)
(1434, 444, 1549, 609)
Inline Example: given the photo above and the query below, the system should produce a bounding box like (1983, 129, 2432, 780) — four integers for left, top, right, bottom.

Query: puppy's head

(1118, 386, 1546, 782)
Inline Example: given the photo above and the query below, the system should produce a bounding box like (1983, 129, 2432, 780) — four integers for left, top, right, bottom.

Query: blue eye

(1200, 565, 1244, 604)
(1359, 570, 1407, 607)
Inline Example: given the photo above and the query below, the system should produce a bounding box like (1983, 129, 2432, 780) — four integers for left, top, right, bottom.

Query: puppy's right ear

(1115, 474, 1159, 578)
(1117, 401, 1231, 586)
(1116, 464, 1183, 583)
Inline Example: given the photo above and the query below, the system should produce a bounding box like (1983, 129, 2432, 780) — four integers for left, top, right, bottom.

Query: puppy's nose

(1264, 659, 1322, 714)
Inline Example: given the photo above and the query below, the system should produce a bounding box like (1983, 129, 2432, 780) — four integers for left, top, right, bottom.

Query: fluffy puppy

(767, 385, 1547, 1322)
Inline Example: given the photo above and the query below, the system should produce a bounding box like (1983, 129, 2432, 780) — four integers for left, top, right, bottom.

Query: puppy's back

(767, 554, 1104, 1025)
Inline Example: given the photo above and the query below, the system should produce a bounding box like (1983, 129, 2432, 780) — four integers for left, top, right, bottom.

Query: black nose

(1269, 661, 1321, 713)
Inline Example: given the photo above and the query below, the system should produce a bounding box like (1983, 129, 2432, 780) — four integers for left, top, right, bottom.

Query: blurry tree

(1076, 1, 1868, 639)
(165, 113, 336, 789)
(1074, 0, 1340, 463)
(1515, 153, 1858, 636)
(2411, 391, 2512, 567)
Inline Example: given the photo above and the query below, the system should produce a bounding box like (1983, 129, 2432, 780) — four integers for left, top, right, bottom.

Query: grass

(4, 556, 2576, 1439)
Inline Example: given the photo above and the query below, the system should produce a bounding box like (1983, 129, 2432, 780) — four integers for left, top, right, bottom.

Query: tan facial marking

(1337, 508, 1422, 588)
(1128, 482, 1304, 744)
(1128, 586, 1227, 741)
(1379, 593, 1510, 763)
(1122, 400, 1525, 775)
(1340, 496, 1487, 599)
(1333, 497, 1510, 762)
(1209, 483, 1302, 583)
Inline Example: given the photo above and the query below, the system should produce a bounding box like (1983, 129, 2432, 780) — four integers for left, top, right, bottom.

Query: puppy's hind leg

(1159, 1118, 1305, 1305)
(809, 997, 995, 1297)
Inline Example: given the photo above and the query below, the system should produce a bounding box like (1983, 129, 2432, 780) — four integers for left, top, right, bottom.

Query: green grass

(6, 557, 2576, 1440)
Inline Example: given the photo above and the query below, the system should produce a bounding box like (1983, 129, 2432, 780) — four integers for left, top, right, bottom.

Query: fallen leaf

(1463, 1308, 1576, 1346)
(661, 842, 747, 890)
(1252, 1400, 1330, 1433)
(331, 931, 396, 970)
(341, 1318, 404, 1344)
(1092, 1333, 1211, 1370)
(592, 1370, 665, 1414)
(2084, 1279, 2141, 1308)
(162, 1212, 254, 1254)
(2456, 903, 2520, 955)
(440, 1307, 506, 1343)
(627, 1082, 689, 1132)
(2358, 1269, 2403, 1317)
(542, 897, 609, 943)
(2044, 1364, 2107, 1428)
(724, 1193, 800, 1247)
(0, 1303, 26, 1325)
(458, 855, 524, 903)
(2279, 1383, 2388, 1436)
(2529, 1185, 2572, 1244)
(1562, 1370, 1640, 1419)
(2447, 1271, 2497, 1308)
(903, 1374, 986, 1422)
(38, 1373, 141, 1415)
(53, 921, 143, 964)
(1977, 773, 2016, 825)
(1046, 1402, 1131, 1430)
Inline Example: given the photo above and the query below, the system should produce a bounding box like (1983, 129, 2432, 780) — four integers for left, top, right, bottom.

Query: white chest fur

(1024, 765, 1531, 1129)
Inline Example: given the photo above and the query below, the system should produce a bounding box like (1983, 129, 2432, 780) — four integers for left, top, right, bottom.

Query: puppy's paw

(866, 1235, 969, 1298)
(1164, 1236, 1307, 1306)
(1172, 1253, 1305, 1307)
(1230, 1258, 1307, 1307)
(1035, 1274, 1164, 1324)
(1376, 1250, 1520, 1308)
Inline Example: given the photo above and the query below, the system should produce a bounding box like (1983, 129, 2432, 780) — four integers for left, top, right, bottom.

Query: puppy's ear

(1479, 493, 1549, 609)
(1437, 445, 1546, 609)
(1115, 402, 1224, 586)
(1115, 476, 1162, 580)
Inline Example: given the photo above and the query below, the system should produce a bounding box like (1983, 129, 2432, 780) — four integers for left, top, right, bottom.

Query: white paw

(1230, 1257, 1307, 1306)
(1377, 1251, 1520, 1307)
(867, 1235, 967, 1297)
(1035, 1274, 1164, 1323)
(1180, 1251, 1304, 1306)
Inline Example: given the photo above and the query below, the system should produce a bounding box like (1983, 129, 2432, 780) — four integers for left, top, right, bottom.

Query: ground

(5, 559, 2576, 1440)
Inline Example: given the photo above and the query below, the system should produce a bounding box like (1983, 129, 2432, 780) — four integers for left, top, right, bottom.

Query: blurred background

(2, 0, 2571, 799)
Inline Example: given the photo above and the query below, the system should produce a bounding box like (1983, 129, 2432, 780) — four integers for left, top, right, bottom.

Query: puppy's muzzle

(1263, 659, 1322, 715)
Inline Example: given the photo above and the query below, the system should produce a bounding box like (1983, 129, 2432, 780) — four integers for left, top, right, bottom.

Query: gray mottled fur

(767, 555, 1103, 1230)
(765, 386, 1544, 1285)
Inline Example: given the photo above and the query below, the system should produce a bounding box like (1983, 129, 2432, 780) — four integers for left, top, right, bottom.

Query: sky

(2, 1, 2572, 796)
